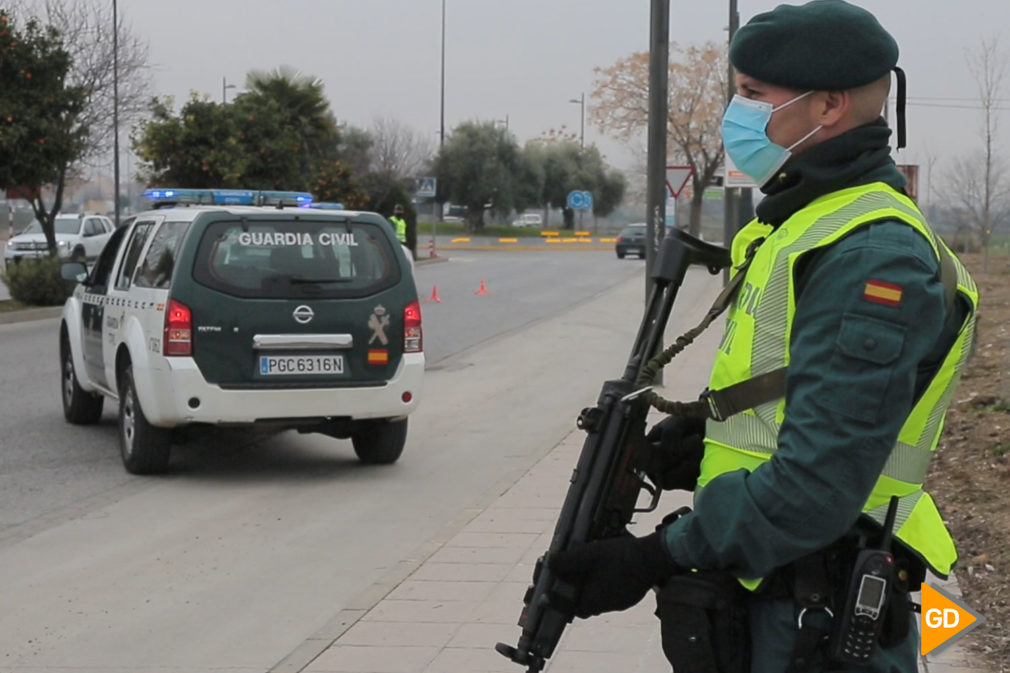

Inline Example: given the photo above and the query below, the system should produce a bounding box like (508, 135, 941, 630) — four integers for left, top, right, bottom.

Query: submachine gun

(496, 229, 732, 672)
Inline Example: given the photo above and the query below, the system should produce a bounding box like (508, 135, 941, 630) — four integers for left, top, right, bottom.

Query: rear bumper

(137, 353, 425, 427)
(615, 244, 645, 256)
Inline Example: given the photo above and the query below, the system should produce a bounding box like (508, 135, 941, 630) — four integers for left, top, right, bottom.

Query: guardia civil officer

(548, 2, 979, 672)
(390, 204, 408, 245)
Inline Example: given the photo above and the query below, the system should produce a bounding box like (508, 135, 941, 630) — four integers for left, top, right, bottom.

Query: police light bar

(257, 191, 314, 207)
(144, 188, 313, 207)
(307, 202, 345, 210)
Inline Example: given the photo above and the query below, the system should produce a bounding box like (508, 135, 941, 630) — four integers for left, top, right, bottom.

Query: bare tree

(947, 36, 1009, 271)
(14, 0, 149, 165)
(10, 0, 148, 237)
(591, 41, 726, 235)
(369, 117, 435, 182)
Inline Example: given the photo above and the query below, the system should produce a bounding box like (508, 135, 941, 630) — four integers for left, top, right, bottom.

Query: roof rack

(143, 188, 314, 209)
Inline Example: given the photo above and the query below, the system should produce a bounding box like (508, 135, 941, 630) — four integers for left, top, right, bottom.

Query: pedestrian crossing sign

(416, 177, 437, 198)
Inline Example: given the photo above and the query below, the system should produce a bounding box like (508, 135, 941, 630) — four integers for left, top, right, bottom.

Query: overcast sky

(25, 0, 1010, 196)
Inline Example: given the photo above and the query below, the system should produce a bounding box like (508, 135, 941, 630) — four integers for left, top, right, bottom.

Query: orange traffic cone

(475, 279, 490, 296)
(426, 285, 443, 303)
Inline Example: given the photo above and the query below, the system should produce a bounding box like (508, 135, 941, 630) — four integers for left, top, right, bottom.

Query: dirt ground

(924, 250, 1010, 672)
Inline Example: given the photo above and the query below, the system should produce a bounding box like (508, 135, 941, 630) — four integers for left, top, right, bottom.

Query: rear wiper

(290, 277, 353, 284)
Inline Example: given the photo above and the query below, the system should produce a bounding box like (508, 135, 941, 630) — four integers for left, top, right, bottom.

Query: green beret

(730, 0, 898, 90)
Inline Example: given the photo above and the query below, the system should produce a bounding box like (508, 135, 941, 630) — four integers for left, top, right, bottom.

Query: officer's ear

(811, 90, 850, 129)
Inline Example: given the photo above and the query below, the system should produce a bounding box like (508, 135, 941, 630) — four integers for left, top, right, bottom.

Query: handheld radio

(829, 496, 900, 664)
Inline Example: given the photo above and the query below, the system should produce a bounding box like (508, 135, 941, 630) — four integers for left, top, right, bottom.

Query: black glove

(548, 531, 680, 619)
(643, 415, 706, 491)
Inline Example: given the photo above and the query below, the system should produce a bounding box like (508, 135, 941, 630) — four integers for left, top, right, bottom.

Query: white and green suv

(59, 189, 424, 474)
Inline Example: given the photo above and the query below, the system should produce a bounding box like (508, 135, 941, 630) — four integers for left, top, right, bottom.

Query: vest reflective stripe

(699, 182, 978, 578)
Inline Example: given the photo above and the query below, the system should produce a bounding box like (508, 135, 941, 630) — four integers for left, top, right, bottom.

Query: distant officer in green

(390, 204, 408, 245)
(549, 2, 978, 672)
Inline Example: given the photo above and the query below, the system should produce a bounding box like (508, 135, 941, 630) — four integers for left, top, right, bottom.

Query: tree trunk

(29, 171, 68, 255)
(688, 189, 704, 237)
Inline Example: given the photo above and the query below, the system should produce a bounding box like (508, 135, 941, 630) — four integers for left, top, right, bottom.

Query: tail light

(164, 298, 193, 356)
(404, 300, 422, 353)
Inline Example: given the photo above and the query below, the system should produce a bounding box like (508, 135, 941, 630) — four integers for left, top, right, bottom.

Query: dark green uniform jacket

(662, 120, 968, 672)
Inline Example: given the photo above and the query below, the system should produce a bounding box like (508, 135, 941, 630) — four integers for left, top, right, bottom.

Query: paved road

(0, 250, 715, 672)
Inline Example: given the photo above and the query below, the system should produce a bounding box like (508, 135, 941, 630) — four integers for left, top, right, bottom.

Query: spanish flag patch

(367, 349, 389, 365)
(863, 279, 903, 306)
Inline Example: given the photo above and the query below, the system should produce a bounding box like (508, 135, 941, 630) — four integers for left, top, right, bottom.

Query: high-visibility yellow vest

(390, 216, 407, 243)
(699, 182, 978, 578)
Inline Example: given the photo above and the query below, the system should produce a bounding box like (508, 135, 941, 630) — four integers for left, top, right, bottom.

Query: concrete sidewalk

(269, 316, 987, 673)
(275, 424, 986, 673)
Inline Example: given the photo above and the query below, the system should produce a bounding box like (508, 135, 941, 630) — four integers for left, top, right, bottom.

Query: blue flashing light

(309, 202, 345, 210)
(212, 189, 255, 205)
(144, 188, 314, 207)
(257, 190, 314, 206)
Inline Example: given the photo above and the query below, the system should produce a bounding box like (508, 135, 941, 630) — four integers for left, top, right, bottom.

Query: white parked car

(4, 214, 115, 269)
(511, 213, 544, 228)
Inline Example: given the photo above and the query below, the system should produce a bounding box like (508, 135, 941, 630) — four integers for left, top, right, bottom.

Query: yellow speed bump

(451, 237, 471, 243)
(574, 231, 590, 237)
(541, 231, 560, 237)
(599, 237, 617, 243)
(498, 237, 518, 243)
(545, 238, 563, 243)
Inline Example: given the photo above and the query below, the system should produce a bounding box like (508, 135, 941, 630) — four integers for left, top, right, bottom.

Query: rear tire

(61, 331, 104, 424)
(118, 365, 172, 474)
(351, 419, 407, 465)
(616, 250, 625, 259)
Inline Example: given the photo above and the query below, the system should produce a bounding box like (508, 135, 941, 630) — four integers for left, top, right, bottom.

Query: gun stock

(496, 229, 731, 672)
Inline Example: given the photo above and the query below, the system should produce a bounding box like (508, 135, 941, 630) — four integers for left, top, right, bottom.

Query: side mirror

(60, 261, 89, 284)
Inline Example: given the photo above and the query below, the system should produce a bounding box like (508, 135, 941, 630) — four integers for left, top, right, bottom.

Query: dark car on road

(615, 223, 684, 259)
(616, 223, 653, 259)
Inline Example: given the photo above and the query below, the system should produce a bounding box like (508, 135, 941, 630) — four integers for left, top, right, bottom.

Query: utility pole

(645, 0, 669, 297)
(222, 76, 236, 103)
(112, 0, 120, 228)
(569, 92, 585, 148)
(645, 0, 670, 385)
(433, 0, 446, 253)
(722, 0, 740, 280)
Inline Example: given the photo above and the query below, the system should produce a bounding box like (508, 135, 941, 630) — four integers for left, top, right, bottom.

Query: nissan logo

(292, 305, 314, 324)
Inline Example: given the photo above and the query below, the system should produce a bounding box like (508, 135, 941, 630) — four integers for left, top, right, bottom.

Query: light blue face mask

(721, 91, 822, 188)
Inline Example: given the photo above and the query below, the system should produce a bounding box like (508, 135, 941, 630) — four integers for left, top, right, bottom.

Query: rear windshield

(193, 218, 400, 299)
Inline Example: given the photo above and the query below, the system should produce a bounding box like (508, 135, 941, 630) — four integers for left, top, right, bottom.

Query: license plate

(258, 355, 344, 376)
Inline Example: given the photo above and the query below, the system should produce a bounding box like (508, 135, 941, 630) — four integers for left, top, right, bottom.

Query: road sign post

(416, 177, 438, 257)
(566, 191, 593, 230)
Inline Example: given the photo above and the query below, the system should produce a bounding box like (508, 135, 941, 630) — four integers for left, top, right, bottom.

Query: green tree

(241, 66, 338, 183)
(132, 94, 243, 187)
(134, 67, 341, 192)
(434, 121, 522, 230)
(529, 141, 623, 229)
(0, 10, 88, 252)
(311, 160, 368, 209)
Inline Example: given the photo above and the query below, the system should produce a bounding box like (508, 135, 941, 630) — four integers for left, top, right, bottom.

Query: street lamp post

(568, 92, 585, 148)
(222, 76, 236, 103)
(432, 0, 447, 256)
(439, 0, 446, 152)
(112, 0, 120, 227)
